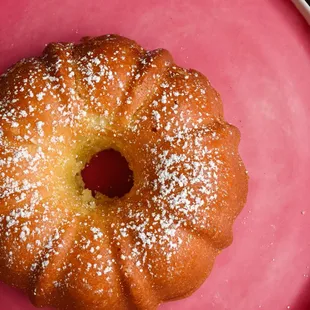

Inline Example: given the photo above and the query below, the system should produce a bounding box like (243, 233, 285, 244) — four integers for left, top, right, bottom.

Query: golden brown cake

(0, 35, 248, 310)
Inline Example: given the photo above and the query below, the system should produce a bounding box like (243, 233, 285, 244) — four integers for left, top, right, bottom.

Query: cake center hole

(81, 149, 133, 198)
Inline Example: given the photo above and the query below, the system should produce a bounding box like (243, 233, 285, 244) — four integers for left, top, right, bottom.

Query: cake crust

(0, 35, 248, 310)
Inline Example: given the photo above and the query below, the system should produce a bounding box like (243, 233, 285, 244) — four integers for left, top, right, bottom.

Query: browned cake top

(0, 35, 248, 310)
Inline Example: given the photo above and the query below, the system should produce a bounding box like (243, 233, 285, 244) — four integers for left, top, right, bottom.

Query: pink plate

(0, 0, 310, 309)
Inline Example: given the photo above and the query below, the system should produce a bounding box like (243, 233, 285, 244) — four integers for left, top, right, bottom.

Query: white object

(292, 0, 310, 25)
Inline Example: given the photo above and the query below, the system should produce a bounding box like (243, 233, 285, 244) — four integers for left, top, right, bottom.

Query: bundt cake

(0, 34, 248, 309)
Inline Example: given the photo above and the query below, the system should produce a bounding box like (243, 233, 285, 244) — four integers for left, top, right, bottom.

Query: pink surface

(0, 0, 310, 309)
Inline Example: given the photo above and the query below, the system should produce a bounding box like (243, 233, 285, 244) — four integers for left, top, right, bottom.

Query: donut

(0, 35, 248, 310)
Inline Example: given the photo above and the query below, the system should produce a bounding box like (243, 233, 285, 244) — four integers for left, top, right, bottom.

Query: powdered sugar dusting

(0, 35, 247, 308)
